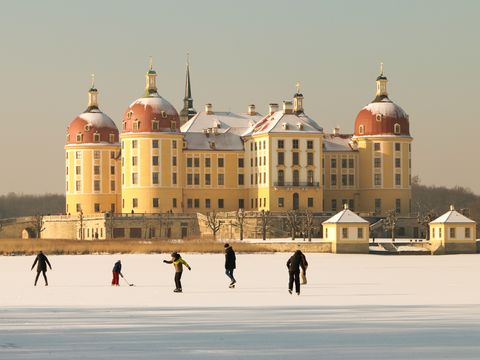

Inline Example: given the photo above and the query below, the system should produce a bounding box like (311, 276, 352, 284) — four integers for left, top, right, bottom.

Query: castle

(65, 62, 412, 219)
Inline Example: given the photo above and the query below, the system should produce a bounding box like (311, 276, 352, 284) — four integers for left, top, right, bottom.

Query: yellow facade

(430, 223, 476, 254)
(322, 209, 370, 253)
(120, 133, 184, 213)
(353, 136, 412, 215)
(65, 145, 121, 215)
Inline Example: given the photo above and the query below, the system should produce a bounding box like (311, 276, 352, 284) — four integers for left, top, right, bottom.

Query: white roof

(78, 110, 117, 129)
(363, 100, 408, 119)
(183, 132, 244, 151)
(130, 95, 178, 115)
(430, 207, 475, 224)
(243, 111, 323, 136)
(323, 135, 356, 152)
(181, 111, 262, 135)
(323, 208, 369, 224)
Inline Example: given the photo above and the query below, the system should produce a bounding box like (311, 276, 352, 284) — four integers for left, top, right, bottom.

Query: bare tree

(78, 210, 84, 241)
(286, 210, 301, 240)
(258, 210, 272, 241)
(300, 210, 315, 242)
(32, 214, 45, 239)
(0, 222, 3, 234)
(383, 209, 398, 243)
(233, 208, 247, 241)
(206, 211, 222, 241)
(417, 210, 437, 240)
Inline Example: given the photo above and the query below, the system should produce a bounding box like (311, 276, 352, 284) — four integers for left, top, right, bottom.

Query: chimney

(248, 104, 256, 116)
(333, 127, 340, 136)
(205, 103, 213, 115)
(283, 101, 293, 114)
(269, 103, 279, 114)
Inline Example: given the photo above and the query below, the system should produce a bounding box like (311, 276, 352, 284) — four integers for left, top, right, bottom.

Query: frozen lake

(1, 253, 480, 359)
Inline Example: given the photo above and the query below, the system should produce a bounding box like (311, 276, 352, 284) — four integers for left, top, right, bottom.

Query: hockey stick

(121, 274, 134, 286)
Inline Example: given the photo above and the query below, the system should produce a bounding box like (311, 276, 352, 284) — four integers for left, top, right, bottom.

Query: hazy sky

(1, 0, 479, 194)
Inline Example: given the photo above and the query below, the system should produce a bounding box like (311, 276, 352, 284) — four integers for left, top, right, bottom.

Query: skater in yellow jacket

(163, 252, 191, 293)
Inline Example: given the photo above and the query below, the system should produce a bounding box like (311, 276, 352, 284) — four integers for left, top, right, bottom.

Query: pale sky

(1, 0, 479, 194)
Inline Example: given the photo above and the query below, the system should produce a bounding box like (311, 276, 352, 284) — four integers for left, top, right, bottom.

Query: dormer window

(359, 124, 365, 135)
(376, 114, 383, 122)
(152, 120, 159, 131)
(394, 123, 401, 134)
(161, 111, 167, 118)
(133, 120, 140, 130)
(127, 111, 133, 119)
(76, 133, 83, 142)
(93, 133, 100, 143)
(84, 125, 91, 131)
(170, 121, 177, 131)
(109, 134, 115, 143)
(123, 121, 127, 130)
(282, 123, 288, 130)
(296, 123, 303, 130)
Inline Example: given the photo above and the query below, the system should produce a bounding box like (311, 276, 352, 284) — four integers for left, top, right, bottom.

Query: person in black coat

(286, 250, 308, 295)
(224, 243, 236, 288)
(31, 251, 52, 286)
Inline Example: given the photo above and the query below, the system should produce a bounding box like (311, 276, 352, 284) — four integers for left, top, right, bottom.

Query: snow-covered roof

(129, 95, 178, 116)
(323, 208, 368, 224)
(429, 206, 476, 224)
(363, 100, 408, 119)
(181, 111, 261, 135)
(183, 132, 244, 151)
(78, 111, 117, 129)
(243, 111, 323, 136)
(323, 135, 356, 152)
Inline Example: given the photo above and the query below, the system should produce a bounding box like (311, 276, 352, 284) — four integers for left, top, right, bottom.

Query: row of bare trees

(206, 209, 317, 241)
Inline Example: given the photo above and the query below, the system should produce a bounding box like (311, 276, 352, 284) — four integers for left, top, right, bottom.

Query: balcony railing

(274, 181, 320, 187)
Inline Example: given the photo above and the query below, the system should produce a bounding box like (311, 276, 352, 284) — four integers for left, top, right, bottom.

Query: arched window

(293, 170, 300, 186)
(307, 170, 314, 185)
(277, 170, 284, 186)
(93, 133, 100, 143)
(359, 124, 365, 135)
(394, 123, 401, 134)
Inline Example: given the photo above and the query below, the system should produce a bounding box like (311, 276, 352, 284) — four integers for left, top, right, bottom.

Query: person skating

(224, 243, 236, 288)
(300, 251, 309, 285)
(163, 252, 191, 292)
(31, 251, 52, 286)
(112, 260, 123, 286)
(286, 250, 308, 295)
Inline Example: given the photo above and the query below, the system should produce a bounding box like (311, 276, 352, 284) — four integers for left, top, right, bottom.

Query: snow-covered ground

(1, 253, 480, 359)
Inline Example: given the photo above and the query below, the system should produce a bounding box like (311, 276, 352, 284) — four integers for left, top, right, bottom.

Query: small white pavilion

(429, 205, 477, 254)
(322, 204, 370, 253)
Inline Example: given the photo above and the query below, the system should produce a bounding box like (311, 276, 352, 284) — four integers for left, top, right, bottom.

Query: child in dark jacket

(163, 252, 191, 292)
(112, 260, 123, 286)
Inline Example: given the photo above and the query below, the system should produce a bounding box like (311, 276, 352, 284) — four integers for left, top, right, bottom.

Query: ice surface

(1, 253, 480, 359)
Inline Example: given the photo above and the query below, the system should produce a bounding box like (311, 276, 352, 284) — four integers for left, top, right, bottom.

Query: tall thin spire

(87, 74, 98, 111)
(180, 53, 196, 125)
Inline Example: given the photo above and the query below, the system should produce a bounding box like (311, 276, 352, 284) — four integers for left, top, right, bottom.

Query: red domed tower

(352, 65, 412, 216)
(65, 77, 121, 221)
(120, 61, 184, 214)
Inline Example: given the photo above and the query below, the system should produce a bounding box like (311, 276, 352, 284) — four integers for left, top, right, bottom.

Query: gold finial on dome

(91, 73, 95, 89)
(296, 81, 301, 94)
(380, 62, 384, 76)
(149, 56, 153, 71)
(87, 74, 98, 109)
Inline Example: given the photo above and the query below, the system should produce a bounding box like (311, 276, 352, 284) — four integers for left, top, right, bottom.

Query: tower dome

(66, 79, 119, 145)
(354, 65, 410, 137)
(122, 61, 180, 133)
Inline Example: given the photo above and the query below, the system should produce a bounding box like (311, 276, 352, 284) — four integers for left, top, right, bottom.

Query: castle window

(395, 199, 401, 213)
(342, 228, 348, 239)
(152, 120, 159, 130)
(76, 203, 81, 212)
(152, 172, 159, 185)
(359, 124, 365, 135)
(75, 151, 81, 159)
(84, 125, 91, 132)
(238, 158, 244, 168)
(395, 173, 401, 186)
(374, 174, 382, 186)
(110, 166, 115, 175)
(172, 173, 177, 185)
(331, 158, 336, 168)
(94, 166, 100, 175)
(132, 140, 138, 149)
(218, 174, 225, 186)
(307, 152, 314, 166)
(394, 123, 401, 134)
(76, 166, 81, 175)
(110, 151, 115, 159)
(132, 173, 138, 185)
(123, 122, 127, 130)
(161, 111, 167, 118)
(374, 143, 381, 151)
(374, 158, 381, 168)
(357, 228, 363, 239)
(218, 199, 224, 209)
(132, 198, 138, 208)
(170, 121, 176, 131)
(94, 180, 100, 192)
(465, 228, 471, 238)
(331, 174, 337, 186)
(292, 139, 299, 149)
(278, 197, 284, 208)
(75, 181, 81, 191)
(277, 152, 285, 165)
(153, 198, 159, 208)
(152, 156, 159, 166)
(331, 199, 337, 211)
(110, 180, 115, 191)
(127, 111, 133, 119)
(172, 140, 177, 149)
(205, 173, 211, 185)
(395, 142, 401, 151)
(109, 134, 115, 143)
(152, 140, 159, 148)
(132, 156, 138, 166)
(395, 158, 401, 168)
(205, 158, 211, 167)
(94, 151, 100, 159)
(76, 133, 83, 142)
(93, 133, 100, 142)
(307, 140, 313, 149)
(278, 140, 284, 149)
(218, 158, 224, 167)
(133, 121, 140, 130)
